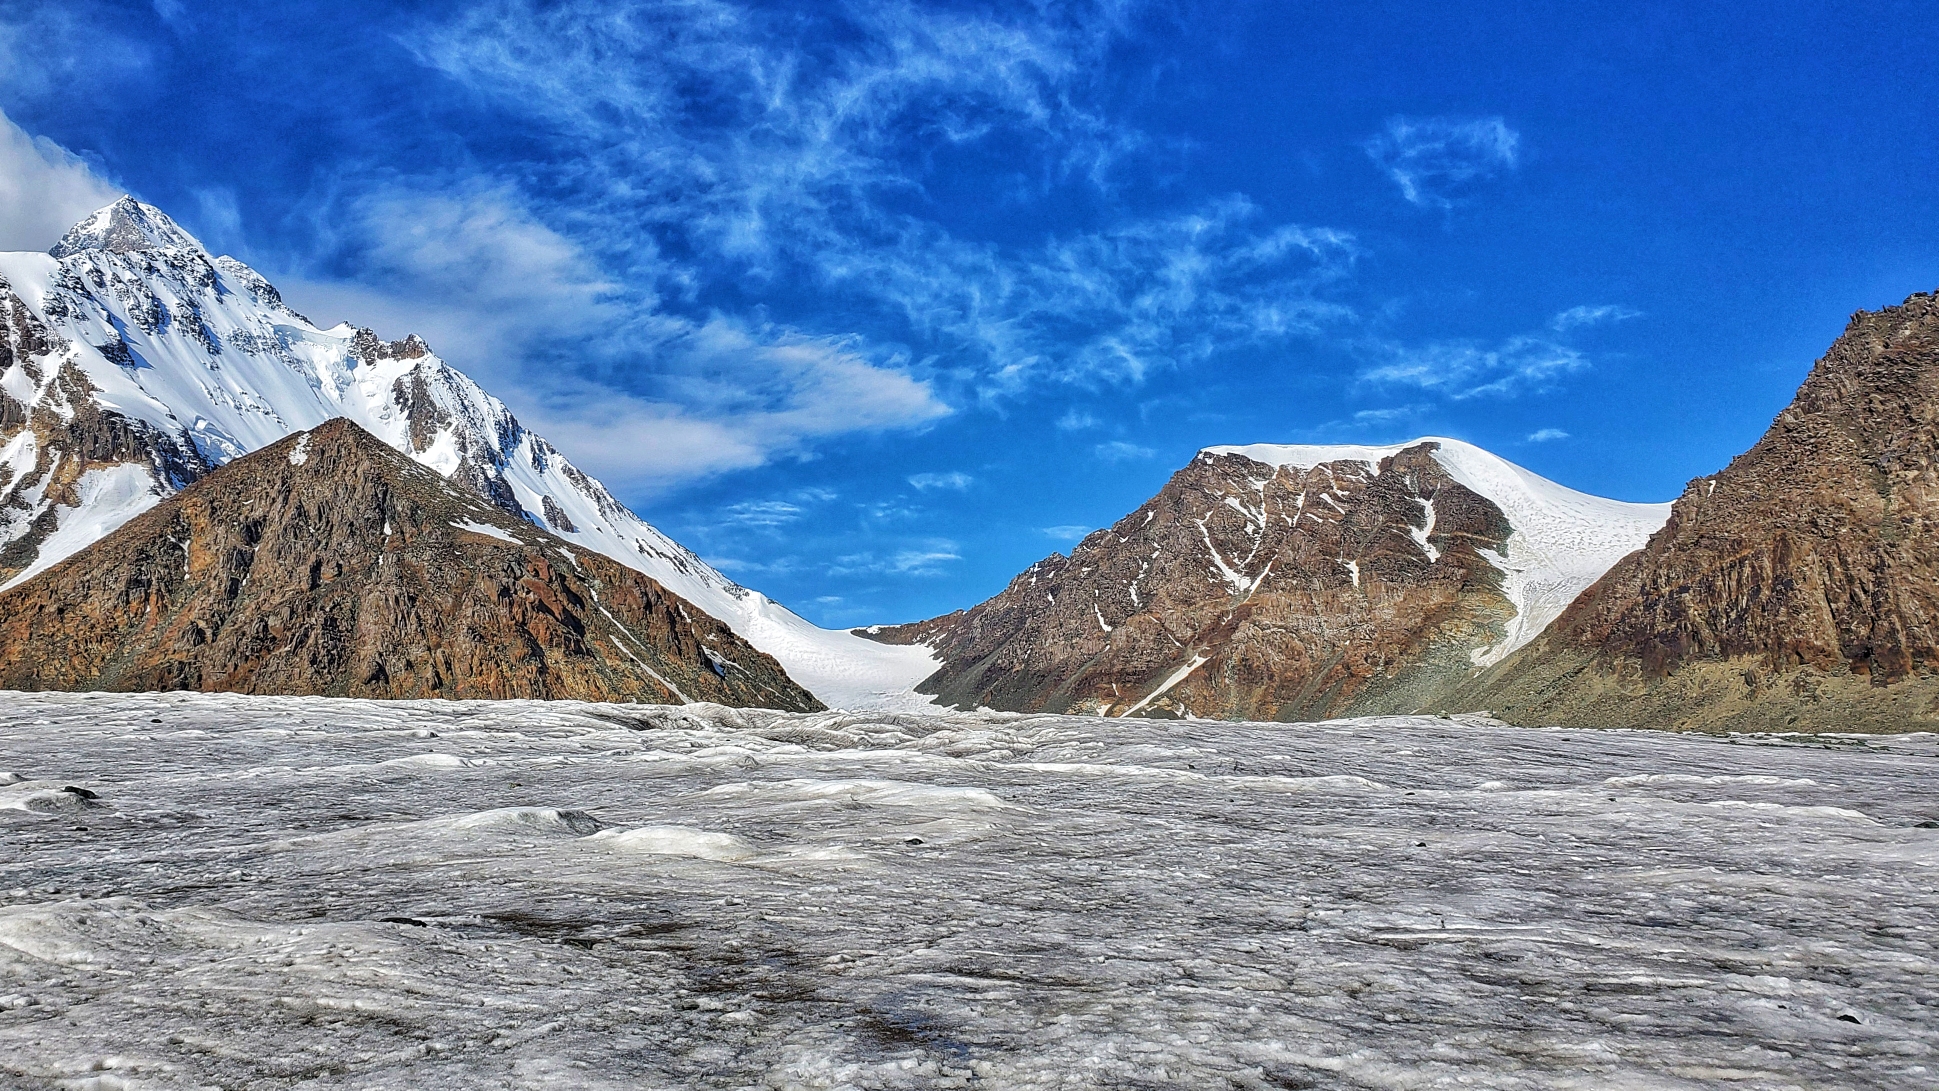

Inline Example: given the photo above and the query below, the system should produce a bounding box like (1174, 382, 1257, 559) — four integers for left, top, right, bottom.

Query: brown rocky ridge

(1452, 290, 1939, 732)
(866, 440, 1659, 720)
(0, 417, 822, 708)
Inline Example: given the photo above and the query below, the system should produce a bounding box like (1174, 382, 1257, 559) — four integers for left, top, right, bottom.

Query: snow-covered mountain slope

(0, 197, 935, 710)
(1204, 438, 1673, 666)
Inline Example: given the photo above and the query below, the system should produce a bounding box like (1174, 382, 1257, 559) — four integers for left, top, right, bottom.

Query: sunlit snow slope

(1204, 438, 1672, 665)
(0, 197, 935, 710)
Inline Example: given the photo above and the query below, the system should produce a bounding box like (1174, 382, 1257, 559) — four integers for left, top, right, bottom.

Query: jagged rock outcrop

(1454, 291, 1939, 732)
(866, 439, 1666, 720)
(0, 418, 822, 708)
(49, 196, 206, 258)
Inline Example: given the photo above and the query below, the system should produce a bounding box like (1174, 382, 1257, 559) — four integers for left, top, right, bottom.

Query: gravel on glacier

(1, 690, 1935, 1089)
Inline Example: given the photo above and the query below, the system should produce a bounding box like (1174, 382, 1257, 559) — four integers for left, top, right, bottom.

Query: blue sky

(3, 0, 1935, 626)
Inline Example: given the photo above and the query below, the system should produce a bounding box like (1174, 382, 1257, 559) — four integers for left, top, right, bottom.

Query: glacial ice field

(2, 691, 1936, 1090)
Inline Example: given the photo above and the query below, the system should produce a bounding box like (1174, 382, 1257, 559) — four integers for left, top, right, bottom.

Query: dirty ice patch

(438, 807, 605, 836)
(0, 902, 108, 966)
(1699, 799, 1876, 823)
(1234, 772, 1392, 793)
(257, 806, 604, 855)
(376, 752, 482, 770)
(589, 825, 756, 862)
(703, 778, 1020, 811)
(1605, 773, 1822, 788)
(4, 690, 1936, 1090)
(0, 782, 98, 815)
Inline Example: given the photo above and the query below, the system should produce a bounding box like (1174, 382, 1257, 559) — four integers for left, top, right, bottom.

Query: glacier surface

(1, 690, 1934, 1089)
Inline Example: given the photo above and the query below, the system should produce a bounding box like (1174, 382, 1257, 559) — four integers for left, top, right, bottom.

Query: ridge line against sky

(2, 0, 1935, 625)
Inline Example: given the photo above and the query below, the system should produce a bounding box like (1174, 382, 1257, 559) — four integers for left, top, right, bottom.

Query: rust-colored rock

(0, 418, 822, 709)
(866, 442, 1526, 719)
(1456, 290, 1939, 732)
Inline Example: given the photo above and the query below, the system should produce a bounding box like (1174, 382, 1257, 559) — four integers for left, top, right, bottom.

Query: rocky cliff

(1455, 291, 1939, 732)
(866, 439, 1666, 720)
(0, 418, 822, 708)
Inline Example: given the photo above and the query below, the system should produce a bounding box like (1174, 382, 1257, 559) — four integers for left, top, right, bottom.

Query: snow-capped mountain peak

(1201, 437, 1671, 666)
(48, 196, 205, 259)
(868, 436, 1669, 720)
(0, 198, 937, 710)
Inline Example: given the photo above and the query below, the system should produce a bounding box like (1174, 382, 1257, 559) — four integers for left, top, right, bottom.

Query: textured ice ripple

(1, 690, 1936, 1089)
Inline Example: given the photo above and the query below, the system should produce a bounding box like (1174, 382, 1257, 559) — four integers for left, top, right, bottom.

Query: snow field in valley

(1, 690, 1935, 1089)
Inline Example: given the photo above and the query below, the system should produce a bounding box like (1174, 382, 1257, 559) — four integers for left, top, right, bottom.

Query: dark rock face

(541, 494, 578, 532)
(1458, 291, 1939, 732)
(867, 442, 1517, 720)
(0, 419, 822, 709)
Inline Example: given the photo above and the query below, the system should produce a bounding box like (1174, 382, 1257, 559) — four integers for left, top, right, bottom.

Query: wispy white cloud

(187, 186, 246, 255)
(1280, 403, 1430, 442)
(150, 0, 189, 28)
(1041, 524, 1092, 541)
(706, 554, 800, 577)
(1094, 440, 1156, 462)
(870, 198, 1357, 397)
(1362, 334, 1585, 399)
(1056, 408, 1101, 431)
(5, 3, 1361, 494)
(1526, 427, 1569, 442)
(890, 547, 962, 576)
(404, 0, 1354, 402)
(512, 336, 949, 490)
(718, 500, 804, 527)
(1360, 298, 1641, 399)
(0, 109, 123, 251)
(280, 183, 624, 357)
(276, 184, 950, 491)
(831, 540, 962, 577)
(1350, 405, 1423, 425)
(908, 471, 972, 492)
(1364, 115, 1519, 209)
(413, 0, 1146, 262)
(1550, 304, 1642, 331)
